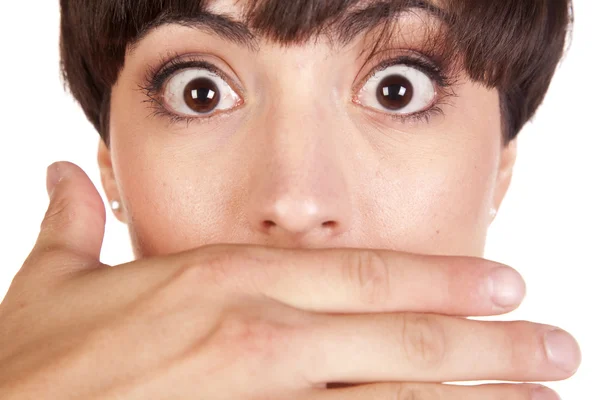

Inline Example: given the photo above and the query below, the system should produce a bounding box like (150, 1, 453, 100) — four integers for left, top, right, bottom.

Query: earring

(110, 200, 121, 212)
(490, 207, 497, 218)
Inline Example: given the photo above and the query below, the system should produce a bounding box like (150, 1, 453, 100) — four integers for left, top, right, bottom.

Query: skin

(98, 1, 517, 260)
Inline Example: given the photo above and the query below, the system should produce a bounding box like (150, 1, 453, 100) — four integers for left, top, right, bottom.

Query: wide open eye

(356, 64, 436, 115)
(162, 68, 242, 116)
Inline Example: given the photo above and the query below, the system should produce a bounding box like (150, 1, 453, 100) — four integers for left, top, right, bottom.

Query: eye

(355, 64, 436, 115)
(162, 68, 242, 116)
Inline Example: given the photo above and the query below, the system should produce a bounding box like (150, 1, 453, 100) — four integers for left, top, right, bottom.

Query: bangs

(59, 0, 573, 143)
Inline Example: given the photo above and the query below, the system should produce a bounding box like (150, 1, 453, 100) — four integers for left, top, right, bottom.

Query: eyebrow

(127, 0, 448, 54)
(128, 12, 258, 54)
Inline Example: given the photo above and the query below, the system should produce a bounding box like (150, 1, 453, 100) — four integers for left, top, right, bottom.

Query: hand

(0, 161, 580, 399)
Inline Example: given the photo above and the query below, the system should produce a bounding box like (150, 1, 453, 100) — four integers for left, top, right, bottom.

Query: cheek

(111, 141, 239, 257)
(363, 87, 501, 256)
(362, 138, 498, 257)
(420, 142, 498, 253)
(108, 101, 238, 257)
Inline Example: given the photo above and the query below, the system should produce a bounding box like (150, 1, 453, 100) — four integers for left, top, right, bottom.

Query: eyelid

(162, 69, 243, 117)
(142, 52, 246, 99)
(350, 50, 459, 126)
(138, 53, 247, 127)
(351, 49, 452, 98)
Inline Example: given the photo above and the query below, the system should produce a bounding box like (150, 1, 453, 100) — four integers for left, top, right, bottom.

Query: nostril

(263, 220, 276, 229)
(322, 221, 336, 228)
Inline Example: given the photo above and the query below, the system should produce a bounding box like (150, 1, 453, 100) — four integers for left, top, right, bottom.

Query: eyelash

(138, 51, 458, 128)
(356, 54, 458, 124)
(138, 54, 236, 127)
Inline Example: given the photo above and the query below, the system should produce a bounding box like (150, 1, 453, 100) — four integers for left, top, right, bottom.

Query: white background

(0, 1, 598, 397)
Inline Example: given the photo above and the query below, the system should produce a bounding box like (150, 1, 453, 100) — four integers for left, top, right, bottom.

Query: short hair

(59, 0, 573, 147)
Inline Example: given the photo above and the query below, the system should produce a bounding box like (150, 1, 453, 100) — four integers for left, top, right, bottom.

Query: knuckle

(524, 385, 557, 400)
(345, 250, 392, 305)
(391, 383, 441, 400)
(38, 246, 72, 263)
(504, 321, 537, 374)
(175, 249, 239, 292)
(22, 246, 75, 277)
(161, 256, 234, 307)
(400, 313, 446, 369)
(174, 245, 273, 296)
(41, 196, 72, 230)
(212, 311, 287, 364)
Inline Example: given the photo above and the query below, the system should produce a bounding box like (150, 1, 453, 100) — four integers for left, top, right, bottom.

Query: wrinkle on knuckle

(345, 250, 392, 306)
(175, 245, 274, 297)
(159, 256, 233, 308)
(394, 385, 420, 400)
(42, 196, 73, 230)
(223, 245, 281, 295)
(400, 314, 446, 370)
(213, 312, 285, 364)
(392, 383, 441, 400)
(175, 251, 238, 293)
(505, 321, 536, 374)
(26, 247, 79, 277)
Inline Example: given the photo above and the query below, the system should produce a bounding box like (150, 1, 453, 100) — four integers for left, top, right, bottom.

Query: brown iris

(376, 75, 413, 110)
(183, 77, 220, 113)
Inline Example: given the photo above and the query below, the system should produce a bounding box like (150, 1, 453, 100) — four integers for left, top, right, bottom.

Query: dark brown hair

(59, 0, 573, 147)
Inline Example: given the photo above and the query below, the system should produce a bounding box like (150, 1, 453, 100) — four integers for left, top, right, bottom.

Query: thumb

(24, 161, 107, 275)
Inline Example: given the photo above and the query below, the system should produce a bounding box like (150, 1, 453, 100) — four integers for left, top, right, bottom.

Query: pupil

(376, 75, 413, 110)
(184, 77, 220, 113)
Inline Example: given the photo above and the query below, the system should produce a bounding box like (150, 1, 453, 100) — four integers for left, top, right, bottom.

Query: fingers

(298, 383, 560, 400)
(196, 245, 525, 316)
(21, 161, 106, 277)
(295, 313, 581, 386)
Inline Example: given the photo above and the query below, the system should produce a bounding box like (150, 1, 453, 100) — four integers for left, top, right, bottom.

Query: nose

(244, 104, 353, 248)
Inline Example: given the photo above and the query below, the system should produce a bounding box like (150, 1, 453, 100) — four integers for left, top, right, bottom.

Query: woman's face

(99, 0, 517, 259)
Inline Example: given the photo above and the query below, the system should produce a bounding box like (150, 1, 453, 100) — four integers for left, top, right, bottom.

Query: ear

(491, 138, 518, 221)
(98, 140, 126, 223)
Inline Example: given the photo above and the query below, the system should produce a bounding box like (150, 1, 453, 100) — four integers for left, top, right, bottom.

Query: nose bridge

(243, 66, 353, 245)
(260, 49, 340, 171)
(266, 89, 329, 174)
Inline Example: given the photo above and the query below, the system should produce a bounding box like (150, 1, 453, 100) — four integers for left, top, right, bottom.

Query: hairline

(126, 0, 449, 56)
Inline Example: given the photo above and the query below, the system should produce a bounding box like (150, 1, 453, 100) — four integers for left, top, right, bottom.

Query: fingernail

(544, 328, 582, 374)
(532, 386, 561, 400)
(46, 162, 65, 198)
(488, 266, 525, 308)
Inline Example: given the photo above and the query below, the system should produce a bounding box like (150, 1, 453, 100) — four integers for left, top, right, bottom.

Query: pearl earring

(490, 207, 497, 218)
(110, 200, 121, 211)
